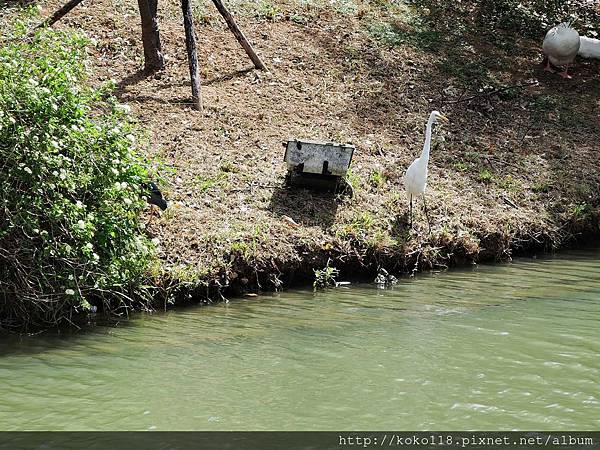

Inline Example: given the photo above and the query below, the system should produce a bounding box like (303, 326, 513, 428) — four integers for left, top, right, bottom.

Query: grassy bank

(1, 0, 599, 328)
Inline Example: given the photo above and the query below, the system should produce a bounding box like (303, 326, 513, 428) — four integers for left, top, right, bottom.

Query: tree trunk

(181, 0, 202, 110)
(138, 0, 164, 72)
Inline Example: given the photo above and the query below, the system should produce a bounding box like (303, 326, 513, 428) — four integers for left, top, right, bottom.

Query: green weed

(341, 212, 374, 237)
(345, 168, 361, 191)
(369, 169, 387, 188)
(453, 161, 469, 172)
(254, 0, 281, 20)
(194, 173, 227, 192)
(478, 169, 494, 184)
(313, 261, 340, 290)
(570, 203, 590, 220)
(532, 181, 551, 193)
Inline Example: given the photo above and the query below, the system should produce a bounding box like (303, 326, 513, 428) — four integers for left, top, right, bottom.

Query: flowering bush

(0, 24, 156, 328)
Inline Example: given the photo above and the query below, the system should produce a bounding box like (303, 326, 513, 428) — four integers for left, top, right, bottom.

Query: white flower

(76, 201, 84, 209)
(23, 167, 32, 174)
(116, 104, 131, 114)
(65, 289, 75, 295)
(85, 243, 93, 250)
(77, 220, 86, 229)
(124, 198, 132, 205)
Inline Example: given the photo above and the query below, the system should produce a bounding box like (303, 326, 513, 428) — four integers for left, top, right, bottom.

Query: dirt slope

(6, 0, 600, 298)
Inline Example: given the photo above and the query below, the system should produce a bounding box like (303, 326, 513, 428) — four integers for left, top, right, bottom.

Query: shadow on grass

(268, 184, 340, 230)
(203, 67, 254, 86)
(113, 66, 256, 105)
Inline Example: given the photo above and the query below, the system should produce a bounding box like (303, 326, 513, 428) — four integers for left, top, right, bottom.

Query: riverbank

(2, 0, 600, 322)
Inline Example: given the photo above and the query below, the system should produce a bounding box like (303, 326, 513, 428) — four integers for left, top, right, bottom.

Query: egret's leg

(543, 57, 555, 73)
(422, 196, 431, 234)
(409, 195, 413, 229)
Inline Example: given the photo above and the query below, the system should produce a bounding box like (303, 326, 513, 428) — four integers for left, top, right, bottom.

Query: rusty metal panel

(284, 139, 354, 177)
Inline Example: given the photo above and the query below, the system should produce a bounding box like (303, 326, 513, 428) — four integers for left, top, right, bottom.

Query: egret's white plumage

(542, 22, 580, 78)
(404, 110, 448, 230)
(578, 36, 600, 59)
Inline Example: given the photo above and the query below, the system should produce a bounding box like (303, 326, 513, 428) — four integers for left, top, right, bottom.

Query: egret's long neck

(420, 120, 434, 163)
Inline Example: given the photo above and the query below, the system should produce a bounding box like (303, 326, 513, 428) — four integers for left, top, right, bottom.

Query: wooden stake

(211, 0, 268, 71)
(181, 0, 202, 110)
(30, 0, 86, 35)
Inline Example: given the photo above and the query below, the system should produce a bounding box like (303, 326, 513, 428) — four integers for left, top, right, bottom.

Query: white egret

(542, 22, 580, 79)
(404, 110, 448, 232)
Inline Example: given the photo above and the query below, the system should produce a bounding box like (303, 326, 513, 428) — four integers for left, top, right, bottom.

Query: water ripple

(0, 250, 599, 430)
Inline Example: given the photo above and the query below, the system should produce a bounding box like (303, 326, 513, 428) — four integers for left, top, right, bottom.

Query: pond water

(1, 250, 599, 430)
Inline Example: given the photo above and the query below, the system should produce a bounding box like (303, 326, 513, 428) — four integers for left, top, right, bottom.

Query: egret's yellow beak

(438, 114, 449, 123)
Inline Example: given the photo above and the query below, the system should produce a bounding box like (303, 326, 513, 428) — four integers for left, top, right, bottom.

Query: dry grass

(3, 0, 600, 300)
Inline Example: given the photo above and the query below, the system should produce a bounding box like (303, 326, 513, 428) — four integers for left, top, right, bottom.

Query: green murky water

(1, 251, 599, 430)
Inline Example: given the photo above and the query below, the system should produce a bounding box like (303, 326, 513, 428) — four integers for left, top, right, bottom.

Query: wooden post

(181, 0, 202, 110)
(211, 0, 268, 71)
(138, 0, 165, 72)
(30, 0, 86, 35)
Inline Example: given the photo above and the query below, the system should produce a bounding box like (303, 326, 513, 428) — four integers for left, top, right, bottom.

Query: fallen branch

(29, 0, 86, 37)
(211, 0, 268, 71)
